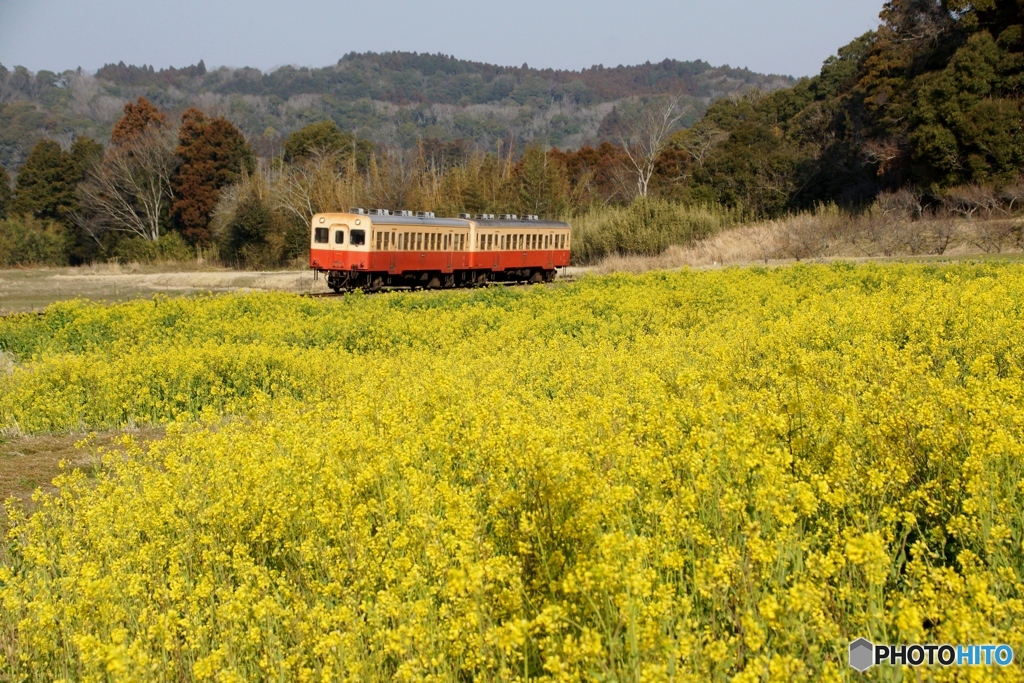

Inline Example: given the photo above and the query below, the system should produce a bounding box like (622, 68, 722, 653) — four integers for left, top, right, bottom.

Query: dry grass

(591, 210, 1024, 274)
(0, 266, 331, 313)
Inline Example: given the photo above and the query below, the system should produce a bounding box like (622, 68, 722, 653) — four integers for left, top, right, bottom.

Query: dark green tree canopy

(663, 0, 1024, 215)
(283, 121, 373, 168)
(225, 194, 272, 260)
(0, 165, 12, 219)
(69, 137, 104, 177)
(11, 140, 80, 222)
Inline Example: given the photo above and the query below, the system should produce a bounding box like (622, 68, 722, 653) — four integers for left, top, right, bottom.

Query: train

(309, 209, 572, 292)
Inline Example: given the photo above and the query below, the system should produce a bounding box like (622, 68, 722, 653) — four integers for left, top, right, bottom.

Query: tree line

(1, 0, 1021, 268)
(658, 0, 1024, 215)
(0, 53, 790, 170)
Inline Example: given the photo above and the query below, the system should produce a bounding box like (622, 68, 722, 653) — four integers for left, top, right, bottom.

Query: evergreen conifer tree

(0, 165, 12, 219)
(11, 140, 79, 222)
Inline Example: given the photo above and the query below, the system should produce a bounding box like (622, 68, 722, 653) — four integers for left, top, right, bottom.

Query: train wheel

(426, 275, 441, 289)
(529, 270, 544, 284)
(543, 269, 556, 283)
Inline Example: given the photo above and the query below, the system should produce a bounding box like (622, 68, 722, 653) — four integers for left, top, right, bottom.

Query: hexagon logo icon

(849, 638, 875, 672)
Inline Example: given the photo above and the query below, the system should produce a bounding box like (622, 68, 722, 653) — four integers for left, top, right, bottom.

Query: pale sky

(0, 0, 883, 78)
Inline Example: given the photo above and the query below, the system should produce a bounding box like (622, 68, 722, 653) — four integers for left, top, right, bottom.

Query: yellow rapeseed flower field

(1, 263, 1023, 682)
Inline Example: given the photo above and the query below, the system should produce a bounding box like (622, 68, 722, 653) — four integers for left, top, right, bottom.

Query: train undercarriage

(323, 268, 557, 293)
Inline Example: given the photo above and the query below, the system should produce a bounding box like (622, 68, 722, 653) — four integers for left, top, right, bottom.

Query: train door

(545, 232, 554, 269)
(492, 232, 500, 270)
(389, 230, 398, 273)
(331, 224, 346, 269)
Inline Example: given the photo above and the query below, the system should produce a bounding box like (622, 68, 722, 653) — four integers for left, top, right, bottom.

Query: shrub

(112, 232, 195, 264)
(0, 215, 70, 267)
(570, 198, 739, 263)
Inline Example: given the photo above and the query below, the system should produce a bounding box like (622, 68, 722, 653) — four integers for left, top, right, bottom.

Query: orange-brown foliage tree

(172, 108, 255, 245)
(110, 97, 168, 146)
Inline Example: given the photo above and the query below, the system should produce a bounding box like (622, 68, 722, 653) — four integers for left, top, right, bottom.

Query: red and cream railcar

(310, 209, 571, 291)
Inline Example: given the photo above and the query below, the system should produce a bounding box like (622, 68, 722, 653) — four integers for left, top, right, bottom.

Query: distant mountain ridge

(0, 52, 795, 170)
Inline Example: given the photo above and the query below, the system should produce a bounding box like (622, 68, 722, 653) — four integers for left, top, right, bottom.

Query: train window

(334, 230, 344, 244)
(375, 232, 382, 250)
(384, 232, 390, 250)
(350, 229, 366, 246)
(459, 234, 465, 251)
(430, 233, 436, 250)
(314, 227, 329, 243)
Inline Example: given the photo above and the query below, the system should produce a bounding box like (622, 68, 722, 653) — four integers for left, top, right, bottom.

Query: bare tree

(76, 129, 177, 242)
(679, 120, 727, 172)
(617, 94, 690, 198)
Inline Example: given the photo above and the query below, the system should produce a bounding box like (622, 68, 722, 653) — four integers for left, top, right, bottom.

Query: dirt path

(0, 427, 165, 527)
(0, 266, 335, 313)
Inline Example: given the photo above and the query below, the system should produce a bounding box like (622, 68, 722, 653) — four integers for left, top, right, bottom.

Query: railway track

(301, 279, 567, 298)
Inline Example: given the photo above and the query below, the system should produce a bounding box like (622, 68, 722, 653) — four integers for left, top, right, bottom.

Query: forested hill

(0, 53, 794, 169)
(668, 0, 1024, 214)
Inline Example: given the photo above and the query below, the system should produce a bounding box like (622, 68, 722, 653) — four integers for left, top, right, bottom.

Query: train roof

(474, 219, 570, 229)
(314, 212, 570, 229)
(364, 215, 468, 228)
